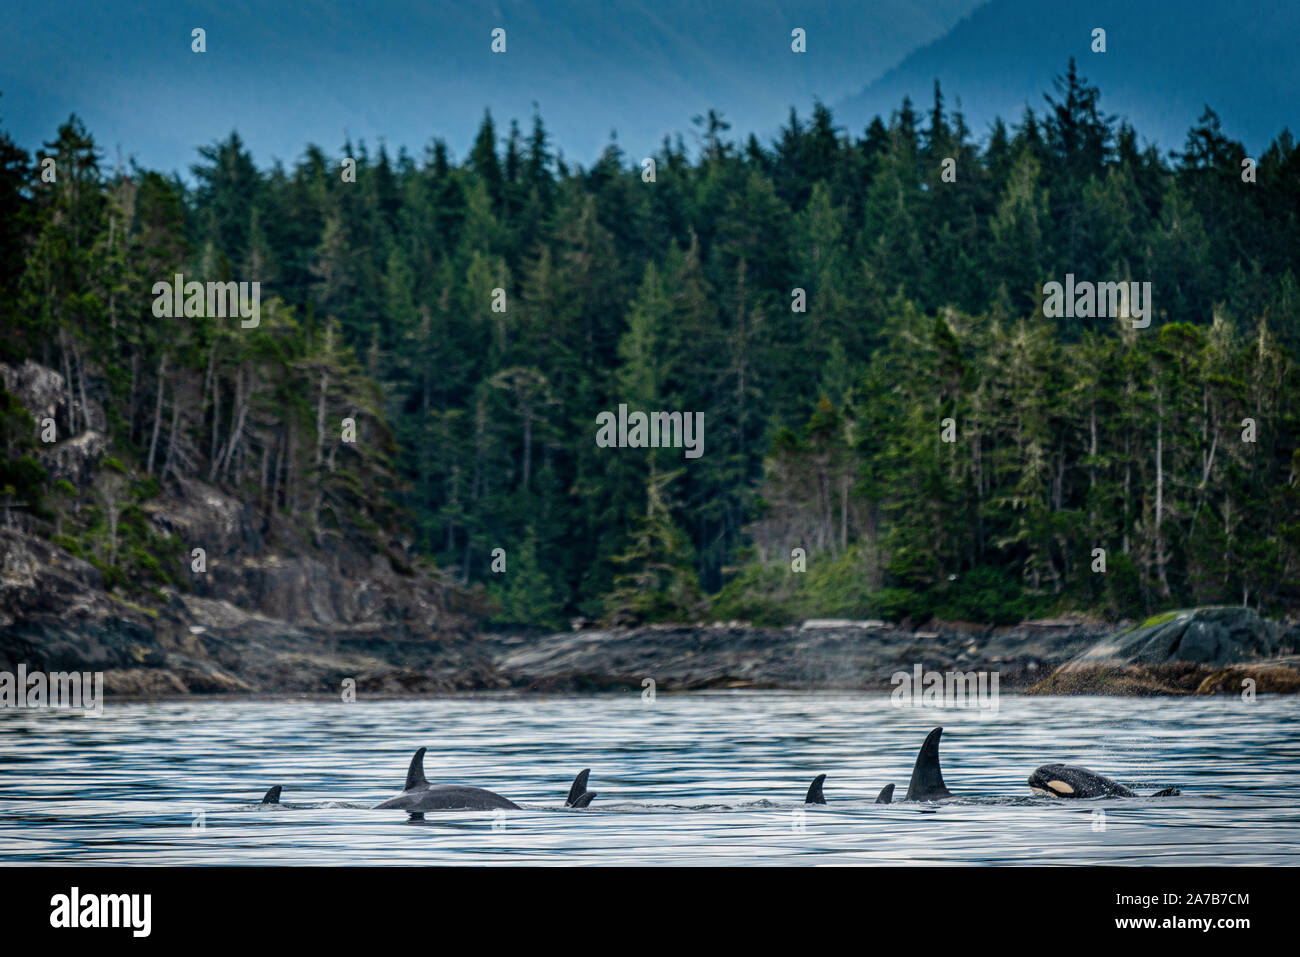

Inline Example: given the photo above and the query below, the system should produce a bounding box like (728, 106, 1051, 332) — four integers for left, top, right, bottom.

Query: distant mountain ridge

(834, 0, 1298, 152)
(2, 0, 979, 174)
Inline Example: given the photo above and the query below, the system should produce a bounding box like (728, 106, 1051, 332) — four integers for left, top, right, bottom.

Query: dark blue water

(0, 692, 1296, 864)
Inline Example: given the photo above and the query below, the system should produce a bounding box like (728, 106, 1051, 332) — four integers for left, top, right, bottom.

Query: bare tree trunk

(146, 352, 167, 475)
(1122, 433, 1131, 555)
(128, 349, 139, 443)
(74, 344, 91, 432)
(220, 369, 249, 482)
(59, 328, 76, 435)
(208, 380, 222, 481)
(311, 368, 329, 543)
(1154, 385, 1172, 599)
(315, 369, 329, 468)
(163, 390, 181, 479)
(271, 430, 285, 511)
(204, 344, 221, 480)
(1088, 403, 1097, 534)
(286, 424, 298, 514)
(522, 408, 533, 491)
(840, 472, 849, 554)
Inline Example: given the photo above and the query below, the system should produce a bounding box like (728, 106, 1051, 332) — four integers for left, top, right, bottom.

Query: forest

(1, 60, 1298, 627)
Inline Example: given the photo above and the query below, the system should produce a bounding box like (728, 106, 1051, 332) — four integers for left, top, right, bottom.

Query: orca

(260, 785, 282, 805)
(374, 748, 597, 819)
(1029, 764, 1180, 799)
(905, 727, 953, 801)
(804, 774, 827, 804)
(374, 748, 519, 818)
(803, 775, 893, 804)
(565, 768, 597, 808)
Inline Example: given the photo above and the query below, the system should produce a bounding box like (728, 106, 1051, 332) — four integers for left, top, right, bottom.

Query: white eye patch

(1047, 780, 1075, 795)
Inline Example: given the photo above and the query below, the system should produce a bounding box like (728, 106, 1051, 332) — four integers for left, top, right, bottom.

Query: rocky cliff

(0, 521, 504, 696)
(1027, 606, 1300, 694)
(1, 358, 497, 696)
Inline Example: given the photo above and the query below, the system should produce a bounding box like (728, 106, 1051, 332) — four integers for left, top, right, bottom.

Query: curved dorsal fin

(565, 769, 591, 806)
(875, 783, 895, 804)
(571, 791, 596, 808)
(261, 785, 282, 804)
(804, 774, 827, 804)
(905, 727, 953, 801)
(404, 747, 429, 791)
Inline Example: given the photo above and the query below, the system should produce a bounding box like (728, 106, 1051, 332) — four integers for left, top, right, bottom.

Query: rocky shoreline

(3, 528, 1297, 698)
(3, 360, 1298, 699)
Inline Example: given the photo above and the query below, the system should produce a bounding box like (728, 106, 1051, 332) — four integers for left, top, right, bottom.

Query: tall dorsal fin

(905, 727, 953, 801)
(261, 785, 282, 805)
(875, 783, 895, 804)
(804, 774, 827, 805)
(571, 791, 596, 808)
(565, 769, 591, 806)
(404, 747, 429, 791)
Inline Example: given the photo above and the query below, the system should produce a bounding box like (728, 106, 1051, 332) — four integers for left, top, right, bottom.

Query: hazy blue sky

(1, 0, 1292, 175)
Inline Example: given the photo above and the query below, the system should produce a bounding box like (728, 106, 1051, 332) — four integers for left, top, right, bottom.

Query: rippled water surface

(0, 693, 1297, 865)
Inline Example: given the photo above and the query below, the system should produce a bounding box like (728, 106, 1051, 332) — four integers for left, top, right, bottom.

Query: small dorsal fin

(1150, 786, 1180, 797)
(565, 769, 591, 806)
(571, 791, 596, 808)
(905, 727, 953, 801)
(404, 747, 429, 791)
(261, 785, 282, 804)
(804, 774, 827, 804)
(875, 783, 895, 804)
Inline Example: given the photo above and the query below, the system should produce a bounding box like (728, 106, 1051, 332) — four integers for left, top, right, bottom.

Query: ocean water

(0, 692, 1296, 865)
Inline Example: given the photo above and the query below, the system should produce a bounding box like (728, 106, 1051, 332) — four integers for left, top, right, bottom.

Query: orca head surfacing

(905, 727, 953, 801)
(1028, 764, 1135, 799)
(804, 774, 827, 805)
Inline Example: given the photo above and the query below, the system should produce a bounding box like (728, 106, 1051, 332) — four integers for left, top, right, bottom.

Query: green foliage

(490, 528, 564, 629)
(1, 62, 1298, 627)
(603, 468, 702, 625)
(0, 455, 46, 510)
(927, 566, 1050, 625)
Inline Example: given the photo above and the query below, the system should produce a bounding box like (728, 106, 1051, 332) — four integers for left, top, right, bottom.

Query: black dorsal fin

(804, 774, 827, 804)
(565, 769, 591, 806)
(905, 727, 953, 801)
(1150, 786, 1180, 797)
(571, 791, 596, 808)
(404, 747, 429, 791)
(875, 783, 895, 804)
(261, 785, 282, 804)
